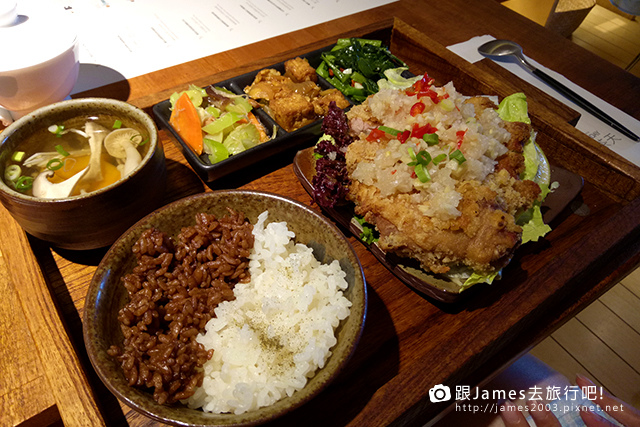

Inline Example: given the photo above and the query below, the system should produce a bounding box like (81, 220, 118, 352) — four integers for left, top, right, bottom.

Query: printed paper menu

(44, 0, 396, 93)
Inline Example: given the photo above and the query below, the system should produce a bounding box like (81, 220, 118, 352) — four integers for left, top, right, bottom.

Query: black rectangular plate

(152, 45, 355, 183)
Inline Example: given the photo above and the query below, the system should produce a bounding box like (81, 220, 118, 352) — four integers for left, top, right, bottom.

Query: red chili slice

(398, 130, 411, 143)
(411, 123, 438, 139)
(367, 128, 388, 142)
(456, 130, 467, 148)
(406, 73, 435, 97)
(410, 102, 425, 117)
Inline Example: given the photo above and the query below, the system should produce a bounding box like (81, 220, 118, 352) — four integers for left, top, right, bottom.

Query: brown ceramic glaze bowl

(0, 98, 166, 250)
(83, 190, 367, 426)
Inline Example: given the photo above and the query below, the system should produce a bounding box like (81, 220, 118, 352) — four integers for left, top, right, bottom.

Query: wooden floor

(571, 4, 640, 77)
(528, 269, 640, 408)
(505, 1, 640, 410)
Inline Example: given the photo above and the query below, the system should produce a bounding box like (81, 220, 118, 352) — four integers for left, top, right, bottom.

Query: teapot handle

(0, 106, 14, 127)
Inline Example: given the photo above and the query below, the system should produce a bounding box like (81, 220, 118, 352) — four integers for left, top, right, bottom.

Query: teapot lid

(0, 1, 77, 72)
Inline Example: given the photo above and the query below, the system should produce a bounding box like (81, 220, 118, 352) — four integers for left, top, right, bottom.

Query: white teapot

(0, 1, 79, 124)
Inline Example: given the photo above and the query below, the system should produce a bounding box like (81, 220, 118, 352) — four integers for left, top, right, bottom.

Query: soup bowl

(0, 98, 167, 250)
(83, 190, 367, 425)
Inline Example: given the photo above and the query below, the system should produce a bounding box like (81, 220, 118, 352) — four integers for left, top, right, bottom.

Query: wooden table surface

(2, 1, 640, 426)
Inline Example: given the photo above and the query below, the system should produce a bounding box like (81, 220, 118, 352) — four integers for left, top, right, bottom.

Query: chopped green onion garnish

(4, 164, 21, 182)
(416, 150, 431, 165)
(414, 164, 430, 182)
(137, 137, 149, 146)
(432, 153, 447, 165)
(48, 124, 65, 137)
(46, 158, 64, 171)
(423, 133, 439, 146)
(407, 147, 431, 165)
(379, 126, 401, 136)
(11, 151, 25, 162)
(55, 144, 70, 157)
(450, 149, 466, 164)
(407, 147, 418, 164)
(15, 176, 34, 191)
(407, 147, 432, 183)
(113, 119, 123, 129)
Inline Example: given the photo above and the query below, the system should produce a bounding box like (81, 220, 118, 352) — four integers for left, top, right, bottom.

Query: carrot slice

(247, 111, 269, 143)
(169, 92, 203, 155)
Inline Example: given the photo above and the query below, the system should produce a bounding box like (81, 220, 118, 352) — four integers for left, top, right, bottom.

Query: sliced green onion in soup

(4, 164, 21, 182)
(46, 158, 64, 171)
(15, 176, 34, 191)
(55, 144, 70, 157)
(113, 119, 123, 129)
(129, 134, 145, 145)
(48, 124, 65, 137)
(11, 151, 25, 162)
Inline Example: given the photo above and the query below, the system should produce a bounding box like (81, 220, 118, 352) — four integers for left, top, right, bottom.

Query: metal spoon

(478, 39, 639, 142)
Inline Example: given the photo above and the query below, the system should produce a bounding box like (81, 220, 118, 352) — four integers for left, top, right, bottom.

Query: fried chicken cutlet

(344, 86, 541, 277)
(244, 57, 350, 132)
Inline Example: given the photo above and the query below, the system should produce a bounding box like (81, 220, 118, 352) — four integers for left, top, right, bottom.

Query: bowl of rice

(83, 190, 367, 426)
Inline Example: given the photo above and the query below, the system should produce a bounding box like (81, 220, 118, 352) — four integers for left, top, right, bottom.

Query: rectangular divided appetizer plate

(152, 45, 357, 183)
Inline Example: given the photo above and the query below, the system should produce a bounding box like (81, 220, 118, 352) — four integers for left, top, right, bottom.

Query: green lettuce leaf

(519, 202, 552, 243)
(377, 67, 420, 90)
(460, 93, 553, 289)
(460, 271, 501, 291)
(496, 92, 531, 124)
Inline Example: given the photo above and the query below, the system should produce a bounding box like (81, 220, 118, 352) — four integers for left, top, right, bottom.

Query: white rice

(185, 210, 352, 415)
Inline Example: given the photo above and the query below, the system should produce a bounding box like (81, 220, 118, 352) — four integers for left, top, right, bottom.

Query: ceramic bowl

(0, 98, 166, 250)
(83, 190, 367, 426)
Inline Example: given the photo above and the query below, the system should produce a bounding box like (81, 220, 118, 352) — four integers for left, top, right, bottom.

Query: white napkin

(447, 35, 640, 167)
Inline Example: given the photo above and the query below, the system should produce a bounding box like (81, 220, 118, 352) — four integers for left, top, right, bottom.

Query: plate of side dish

(152, 37, 407, 183)
(152, 45, 355, 183)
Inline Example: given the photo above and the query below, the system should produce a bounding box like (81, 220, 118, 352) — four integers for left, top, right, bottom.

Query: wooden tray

(3, 12, 640, 427)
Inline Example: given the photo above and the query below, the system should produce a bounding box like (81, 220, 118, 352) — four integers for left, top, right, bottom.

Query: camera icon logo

(429, 384, 451, 403)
